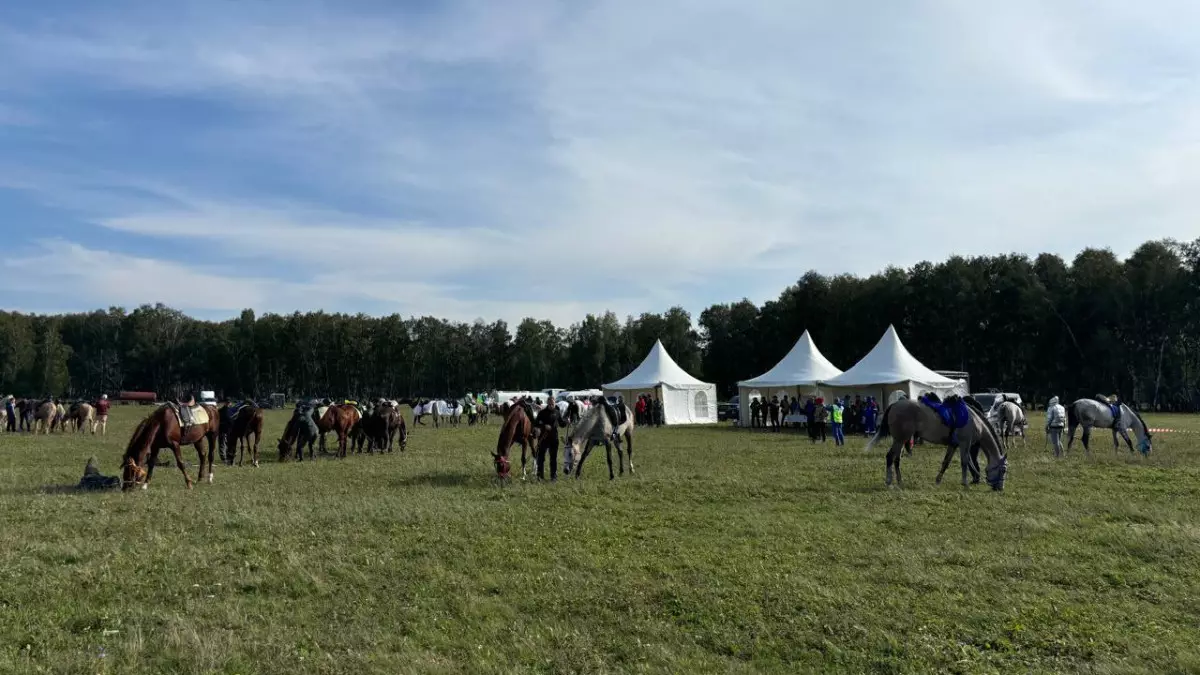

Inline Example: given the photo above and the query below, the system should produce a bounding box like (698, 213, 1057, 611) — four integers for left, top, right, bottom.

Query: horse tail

(865, 403, 893, 452)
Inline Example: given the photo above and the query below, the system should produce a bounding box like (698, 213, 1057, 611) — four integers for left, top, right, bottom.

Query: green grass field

(2, 407, 1199, 674)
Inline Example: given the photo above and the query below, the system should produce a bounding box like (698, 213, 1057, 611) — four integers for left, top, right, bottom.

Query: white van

(200, 390, 218, 406)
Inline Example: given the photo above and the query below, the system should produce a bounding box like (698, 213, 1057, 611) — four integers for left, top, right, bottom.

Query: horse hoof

(207, 474, 214, 484)
(141, 484, 148, 491)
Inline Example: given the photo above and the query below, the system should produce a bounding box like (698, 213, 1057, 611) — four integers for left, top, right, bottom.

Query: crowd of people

(633, 394, 664, 427)
(747, 394, 882, 446)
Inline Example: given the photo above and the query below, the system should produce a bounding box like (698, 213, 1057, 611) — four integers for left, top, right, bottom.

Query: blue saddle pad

(919, 396, 970, 430)
(1109, 404, 1121, 421)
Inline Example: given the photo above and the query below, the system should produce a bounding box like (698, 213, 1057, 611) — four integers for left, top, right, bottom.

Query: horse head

(493, 453, 510, 478)
(121, 457, 147, 491)
(986, 455, 1008, 491)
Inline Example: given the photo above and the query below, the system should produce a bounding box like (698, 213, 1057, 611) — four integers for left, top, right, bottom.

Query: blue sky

(2, 1, 1199, 326)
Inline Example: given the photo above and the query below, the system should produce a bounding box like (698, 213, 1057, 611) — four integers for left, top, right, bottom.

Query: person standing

(94, 394, 110, 436)
(815, 398, 828, 442)
(533, 402, 563, 480)
(831, 397, 845, 446)
(1046, 396, 1067, 457)
(4, 395, 15, 433)
(750, 397, 761, 429)
(768, 395, 781, 432)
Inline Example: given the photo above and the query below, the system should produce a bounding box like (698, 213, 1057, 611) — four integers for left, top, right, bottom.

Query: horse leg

(193, 440, 208, 485)
(1067, 422, 1076, 449)
(624, 429, 634, 475)
(170, 442, 193, 489)
(1081, 425, 1091, 454)
(605, 439, 615, 480)
(575, 441, 596, 478)
(145, 448, 161, 488)
(935, 444, 956, 485)
(521, 441, 530, 480)
(1119, 428, 1134, 453)
(253, 430, 261, 467)
(885, 441, 901, 488)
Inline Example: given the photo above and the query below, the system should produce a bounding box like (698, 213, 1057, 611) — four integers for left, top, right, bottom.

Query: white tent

(735, 330, 843, 427)
(604, 340, 716, 425)
(819, 325, 967, 402)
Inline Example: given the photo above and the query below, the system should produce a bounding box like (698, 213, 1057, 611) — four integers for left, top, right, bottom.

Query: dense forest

(3, 239, 1200, 408)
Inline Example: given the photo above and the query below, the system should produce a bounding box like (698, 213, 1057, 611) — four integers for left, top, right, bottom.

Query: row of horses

(867, 395, 1154, 491)
(2, 399, 101, 434)
(120, 398, 411, 490)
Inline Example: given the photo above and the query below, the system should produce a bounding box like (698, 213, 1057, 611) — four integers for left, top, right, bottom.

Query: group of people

(633, 394, 664, 427)
(748, 394, 880, 445)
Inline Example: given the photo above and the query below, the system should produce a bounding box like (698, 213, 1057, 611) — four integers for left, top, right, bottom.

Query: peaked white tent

(736, 330, 843, 427)
(604, 340, 716, 425)
(820, 325, 967, 402)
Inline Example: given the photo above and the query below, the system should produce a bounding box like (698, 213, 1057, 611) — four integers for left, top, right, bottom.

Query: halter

(122, 457, 147, 489)
(493, 454, 510, 479)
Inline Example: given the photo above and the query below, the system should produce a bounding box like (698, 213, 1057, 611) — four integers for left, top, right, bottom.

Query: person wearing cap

(95, 394, 111, 436)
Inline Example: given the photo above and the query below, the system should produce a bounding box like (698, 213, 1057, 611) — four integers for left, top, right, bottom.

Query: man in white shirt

(1045, 396, 1067, 457)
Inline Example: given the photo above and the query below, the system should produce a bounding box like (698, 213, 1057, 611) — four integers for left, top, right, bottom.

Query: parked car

(972, 392, 1023, 410)
(717, 401, 738, 421)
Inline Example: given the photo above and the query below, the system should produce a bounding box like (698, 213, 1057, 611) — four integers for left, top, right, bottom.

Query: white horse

(988, 400, 1027, 450)
(1067, 398, 1152, 455)
(565, 402, 636, 480)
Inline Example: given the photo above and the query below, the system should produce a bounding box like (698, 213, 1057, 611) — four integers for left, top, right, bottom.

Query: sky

(2, 0, 1199, 327)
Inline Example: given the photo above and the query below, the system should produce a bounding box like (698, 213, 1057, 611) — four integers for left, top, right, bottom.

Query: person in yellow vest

(831, 397, 845, 446)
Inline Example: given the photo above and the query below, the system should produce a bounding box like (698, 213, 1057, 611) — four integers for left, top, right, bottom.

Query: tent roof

(604, 340, 711, 389)
(821, 325, 958, 388)
(737, 330, 843, 388)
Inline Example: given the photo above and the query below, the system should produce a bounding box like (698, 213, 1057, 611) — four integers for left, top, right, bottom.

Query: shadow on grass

(391, 471, 477, 488)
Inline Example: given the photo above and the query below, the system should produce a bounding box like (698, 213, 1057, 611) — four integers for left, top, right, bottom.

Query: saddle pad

(919, 396, 968, 430)
(179, 405, 210, 426)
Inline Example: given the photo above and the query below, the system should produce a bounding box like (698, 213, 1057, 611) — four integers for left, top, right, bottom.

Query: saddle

(919, 394, 971, 446)
(168, 401, 209, 427)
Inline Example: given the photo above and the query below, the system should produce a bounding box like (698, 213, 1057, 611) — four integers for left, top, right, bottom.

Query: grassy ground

(1, 407, 1199, 674)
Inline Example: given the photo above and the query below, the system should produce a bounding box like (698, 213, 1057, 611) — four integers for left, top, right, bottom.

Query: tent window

(694, 390, 709, 419)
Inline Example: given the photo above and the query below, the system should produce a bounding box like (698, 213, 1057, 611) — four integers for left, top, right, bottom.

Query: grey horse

(1066, 398, 1152, 455)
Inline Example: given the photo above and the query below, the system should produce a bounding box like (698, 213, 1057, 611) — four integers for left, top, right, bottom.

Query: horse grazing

(361, 401, 407, 453)
(989, 400, 1027, 450)
(68, 402, 96, 434)
(278, 403, 320, 462)
(318, 404, 361, 458)
(566, 402, 636, 480)
(866, 396, 1008, 490)
(1067, 398, 1152, 455)
(121, 403, 220, 490)
(493, 399, 534, 479)
(227, 403, 266, 467)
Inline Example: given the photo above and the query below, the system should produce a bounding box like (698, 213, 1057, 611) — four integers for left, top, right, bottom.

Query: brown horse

(319, 404, 361, 458)
(121, 403, 220, 490)
(229, 403, 266, 467)
(493, 398, 534, 479)
(33, 401, 56, 434)
(68, 402, 96, 434)
(360, 401, 407, 453)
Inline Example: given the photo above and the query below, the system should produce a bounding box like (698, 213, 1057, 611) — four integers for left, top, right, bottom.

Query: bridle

(122, 456, 147, 489)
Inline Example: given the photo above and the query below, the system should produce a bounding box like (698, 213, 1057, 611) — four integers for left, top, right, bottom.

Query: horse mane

(124, 413, 159, 460)
(1126, 403, 1152, 439)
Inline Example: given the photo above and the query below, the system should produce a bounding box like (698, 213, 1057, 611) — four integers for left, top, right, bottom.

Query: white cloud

(4, 1, 1200, 323)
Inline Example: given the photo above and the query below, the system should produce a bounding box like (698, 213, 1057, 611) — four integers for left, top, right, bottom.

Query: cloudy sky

(2, 1, 1198, 326)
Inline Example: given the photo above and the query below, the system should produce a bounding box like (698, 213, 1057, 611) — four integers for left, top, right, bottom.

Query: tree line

(3, 239, 1199, 409)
